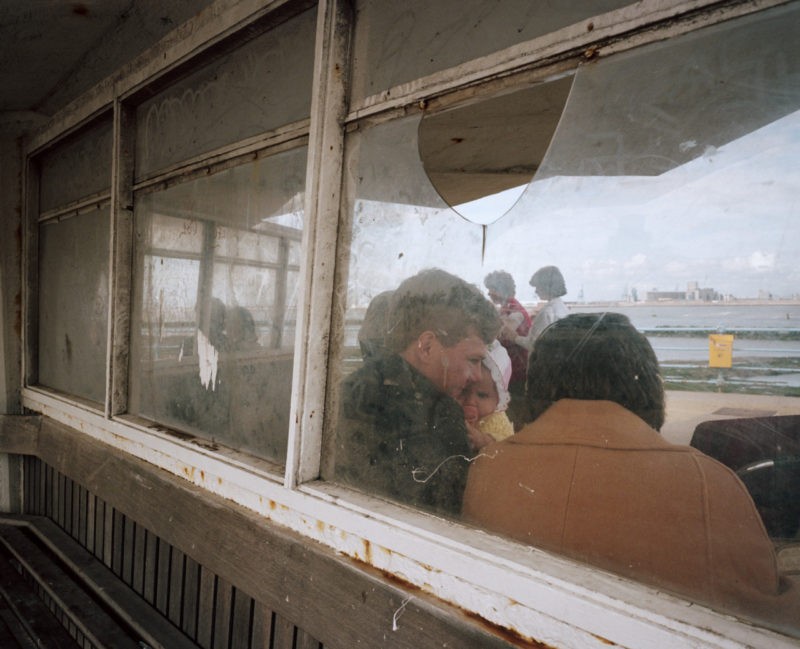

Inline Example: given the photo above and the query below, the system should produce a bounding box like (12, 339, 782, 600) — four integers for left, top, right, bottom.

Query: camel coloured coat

(463, 399, 799, 629)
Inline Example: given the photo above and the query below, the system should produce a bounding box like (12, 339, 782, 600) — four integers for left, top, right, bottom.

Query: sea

(570, 303, 800, 331)
(345, 302, 800, 387)
(570, 303, 800, 388)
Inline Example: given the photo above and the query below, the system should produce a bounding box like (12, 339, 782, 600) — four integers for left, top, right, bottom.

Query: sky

(348, 108, 800, 307)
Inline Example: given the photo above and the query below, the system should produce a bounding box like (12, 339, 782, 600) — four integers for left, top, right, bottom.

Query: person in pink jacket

(463, 312, 799, 633)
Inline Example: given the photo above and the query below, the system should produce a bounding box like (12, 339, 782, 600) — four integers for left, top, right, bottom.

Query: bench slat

(0, 542, 80, 648)
(0, 517, 200, 649)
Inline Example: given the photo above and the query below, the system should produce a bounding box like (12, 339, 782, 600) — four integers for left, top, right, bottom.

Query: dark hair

(529, 265, 566, 298)
(484, 270, 516, 300)
(385, 268, 499, 353)
(358, 290, 393, 358)
(526, 312, 665, 430)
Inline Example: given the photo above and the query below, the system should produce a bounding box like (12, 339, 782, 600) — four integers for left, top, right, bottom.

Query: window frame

(20, 0, 800, 647)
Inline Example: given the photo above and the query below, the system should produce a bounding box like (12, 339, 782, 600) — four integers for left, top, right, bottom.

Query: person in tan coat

(463, 313, 799, 633)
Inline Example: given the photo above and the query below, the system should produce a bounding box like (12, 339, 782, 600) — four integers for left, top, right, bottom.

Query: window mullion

(106, 100, 136, 418)
(285, 0, 353, 488)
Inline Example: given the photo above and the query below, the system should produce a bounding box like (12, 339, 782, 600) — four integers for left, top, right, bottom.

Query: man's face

(429, 334, 487, 399)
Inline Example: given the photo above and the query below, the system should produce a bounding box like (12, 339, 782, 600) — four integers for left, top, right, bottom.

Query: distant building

(689, 286, 719, 301)
(647, 282, 719, 302)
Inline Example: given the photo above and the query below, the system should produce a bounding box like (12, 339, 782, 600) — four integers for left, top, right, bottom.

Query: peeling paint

(591, 633, 618, 646)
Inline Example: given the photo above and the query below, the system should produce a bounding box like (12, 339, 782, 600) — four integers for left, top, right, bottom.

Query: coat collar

(510, 399, 677, 451)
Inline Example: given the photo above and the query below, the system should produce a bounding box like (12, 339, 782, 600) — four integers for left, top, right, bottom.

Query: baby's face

(473, 366, 499, 419)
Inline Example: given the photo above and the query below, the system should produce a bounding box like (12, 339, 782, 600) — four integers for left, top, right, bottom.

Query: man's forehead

(453, 334, 487, 354)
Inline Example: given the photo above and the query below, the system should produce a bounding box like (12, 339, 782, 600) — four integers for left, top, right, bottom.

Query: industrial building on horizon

(646, 281, 720, 302)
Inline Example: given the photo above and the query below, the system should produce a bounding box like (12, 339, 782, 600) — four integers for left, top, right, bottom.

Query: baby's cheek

(477, 398, 496, 419)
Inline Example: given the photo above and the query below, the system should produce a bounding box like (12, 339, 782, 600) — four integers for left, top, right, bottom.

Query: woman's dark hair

(484, 270, 516, 300)
(385, 268, 499, 353)
(526, 312, 665, 430)
(529, 265, 566, 299)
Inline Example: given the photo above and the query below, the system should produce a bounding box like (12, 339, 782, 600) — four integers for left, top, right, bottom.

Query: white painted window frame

(21, 1, 800, 647)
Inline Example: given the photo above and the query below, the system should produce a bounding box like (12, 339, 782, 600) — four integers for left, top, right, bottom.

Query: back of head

(385, 268, 499, 353)
(358, 290, 394, 358)
(529, 265, 566, 298)
(526, 312, 665, 430)
(484, 270, 516, 300)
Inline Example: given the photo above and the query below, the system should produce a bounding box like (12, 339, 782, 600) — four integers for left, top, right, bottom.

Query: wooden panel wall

(21, 456, 321, 649)
(0, 416, 522, 649)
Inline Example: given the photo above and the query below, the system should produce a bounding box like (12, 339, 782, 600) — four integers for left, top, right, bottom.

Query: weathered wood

(85, 495, 95, 558)
(93, 499, 105, 563)
(182, 556, 200, 639)
(31, 418, 519, 649)
(250, 601, 273, 649)
(1, 517, 201, 649)
(0, 524, 140, 648)
(122, 515, 135, 587)
(295, 628, 321, 649)
(286, 0, 353, 488)
(196, 566, 215, 648)
(107, 100, 135, 418)
(22, 159, 39, 390)
(36, 458, 45, 517)
(0, 592, 40, 649)
(132, 521, 146, 596)
(155, 537, 171, 615)
(111, 510, 124, 578)
(271, 613, 296, 649)
(53, 472, 62, 529)
(77, 486, 86, 547)
(74, 484, 85, 547)
(169, 547, 185, 626)
(229, 588, 252, 649)
(0, 544, 77, 648)
(63, 477, 73, 538)
(142, 529, 158, 606)
(213, 576, 234, 649)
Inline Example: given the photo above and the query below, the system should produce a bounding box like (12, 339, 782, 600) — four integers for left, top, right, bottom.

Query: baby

(458, 340, 515, 452)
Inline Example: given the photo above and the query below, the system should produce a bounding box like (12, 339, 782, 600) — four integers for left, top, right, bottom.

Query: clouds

(345, 103, 800, 307)
(749, 250, 777, 272)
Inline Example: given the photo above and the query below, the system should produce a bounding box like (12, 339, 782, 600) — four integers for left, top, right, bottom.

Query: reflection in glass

(38, 205, 110, 404)
(418, 78, 572, 224)
(135, 6, 316, 178)
(129, 146, 307, 463)
(335, 4, 800, 633)
(38, 116, 112, 212)
(351, 0, 631, 102)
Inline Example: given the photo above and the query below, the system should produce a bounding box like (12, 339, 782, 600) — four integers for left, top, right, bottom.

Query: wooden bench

(0, 514, 198, 649)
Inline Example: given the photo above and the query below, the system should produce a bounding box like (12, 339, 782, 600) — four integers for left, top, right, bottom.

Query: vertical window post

(107, 100, 136, 418)
(286, 0, 354, 487)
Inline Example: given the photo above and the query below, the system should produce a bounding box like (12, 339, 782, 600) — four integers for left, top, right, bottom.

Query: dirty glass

(332, 4, 800, 635)
(135, 6, 316, 178)
(128, 145, 306, 463)
(37, 205, 110, 404)
(38, 115, 112, 212)
(350, 0, 631, 103)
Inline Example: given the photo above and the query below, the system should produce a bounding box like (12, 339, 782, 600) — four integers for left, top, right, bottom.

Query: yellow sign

(708, 334, 734, 368)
